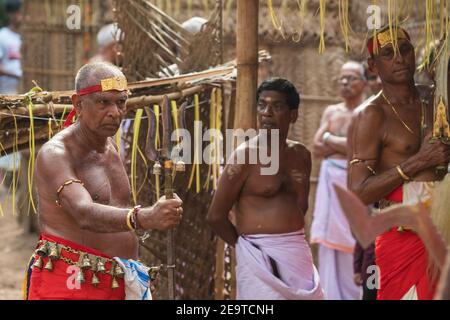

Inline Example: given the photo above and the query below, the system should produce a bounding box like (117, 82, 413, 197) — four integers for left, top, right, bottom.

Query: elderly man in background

(89, 23, 123, 65)
(310, 61, 367, 300)
(351, 63, 383, 301)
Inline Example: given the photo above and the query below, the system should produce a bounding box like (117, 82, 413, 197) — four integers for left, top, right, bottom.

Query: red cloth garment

(26, 233, 125, 300)
(385, 185, 403, 203)
(375, 228, 436, 300)
(63, 108, 76, 128)
(375, 185, 436, 300)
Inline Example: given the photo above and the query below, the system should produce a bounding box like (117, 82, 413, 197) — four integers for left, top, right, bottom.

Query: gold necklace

(381, 91, 422, 138)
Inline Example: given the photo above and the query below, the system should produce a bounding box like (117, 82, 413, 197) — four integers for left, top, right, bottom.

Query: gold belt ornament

(32, 240, 125, 289)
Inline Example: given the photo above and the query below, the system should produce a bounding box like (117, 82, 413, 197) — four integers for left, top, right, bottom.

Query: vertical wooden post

(235, 0, 259, 130)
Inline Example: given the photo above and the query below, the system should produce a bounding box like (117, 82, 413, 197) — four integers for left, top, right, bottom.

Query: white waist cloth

(114, 258, 152, 300)
(403, 181, 434, 205)
(310, 159, 355, 252)
(236, 230, 324, 300)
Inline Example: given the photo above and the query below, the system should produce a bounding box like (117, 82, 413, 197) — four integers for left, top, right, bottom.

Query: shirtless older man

(310, 61, 367, 300)
(25, 62, 183, 300)
(348, 26, 450, 300)
(207, 78, 323, 300)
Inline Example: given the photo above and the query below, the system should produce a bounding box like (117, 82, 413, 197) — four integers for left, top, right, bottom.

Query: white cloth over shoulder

(236, 230, 324, 300)
(114, 258, 152, 300)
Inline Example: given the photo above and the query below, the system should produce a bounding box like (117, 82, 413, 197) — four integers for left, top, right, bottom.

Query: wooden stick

(126, 85, 205, 109)
(0, 104, 72, 124)
(0, 85, 207, 121)
(0, 123, 60, 154)
(0, 65, 235, 106)
(124, 8, 182, 65)
(127, 66, 234, 90)
(161, 96, 176, 300)
(141, 0, 190, 37)
(235, 0, 258, 130)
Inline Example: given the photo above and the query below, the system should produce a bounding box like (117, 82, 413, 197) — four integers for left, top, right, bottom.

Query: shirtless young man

(310, 61, 367, 300)
(207, 78, 323, 300)
(348, 26, 450, 300)
(25, 62, 183, 300)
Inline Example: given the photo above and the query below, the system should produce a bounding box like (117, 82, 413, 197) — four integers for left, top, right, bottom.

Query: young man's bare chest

(242, 152, 307, 198)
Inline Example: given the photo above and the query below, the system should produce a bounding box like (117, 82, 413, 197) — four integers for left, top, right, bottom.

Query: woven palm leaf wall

(21, 0, 112, 92)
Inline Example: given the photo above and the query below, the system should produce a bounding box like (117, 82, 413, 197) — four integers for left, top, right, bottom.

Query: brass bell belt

(32, 239, 125, 289)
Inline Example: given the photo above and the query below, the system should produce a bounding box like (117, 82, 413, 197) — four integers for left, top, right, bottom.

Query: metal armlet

(56, 179, 84, 207)
(349, 159, 377, 175)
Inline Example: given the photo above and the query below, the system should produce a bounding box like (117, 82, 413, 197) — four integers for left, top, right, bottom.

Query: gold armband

(350, 159, 377, 175)
(56, 179, 84, 207)
(396, 165, 410, 181)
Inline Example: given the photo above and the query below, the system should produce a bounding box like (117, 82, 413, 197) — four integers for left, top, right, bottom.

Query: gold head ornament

(376, 28, 409, 49)
(100, 76, 128, 92)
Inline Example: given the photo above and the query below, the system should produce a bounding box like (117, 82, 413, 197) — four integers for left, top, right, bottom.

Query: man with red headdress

(24, 62, 183, 300)
(347, 25, 450, 300)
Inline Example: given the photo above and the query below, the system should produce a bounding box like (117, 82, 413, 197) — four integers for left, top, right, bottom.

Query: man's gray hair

(341, 61, 366, 80)
(181, 17, 207, 35)
(97, 23, 123, 48)
(75, 62, 125, 91)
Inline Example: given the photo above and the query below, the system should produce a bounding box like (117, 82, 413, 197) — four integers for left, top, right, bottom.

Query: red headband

(76, 76, 128, 96)
(64, 76, 128, 127)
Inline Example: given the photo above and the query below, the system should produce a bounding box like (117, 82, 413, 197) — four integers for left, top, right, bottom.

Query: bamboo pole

(126, 85, 205, 109)
(234, 0, 258, 130)
(0, 84, 209, 121)
(0, 123, 60, 154)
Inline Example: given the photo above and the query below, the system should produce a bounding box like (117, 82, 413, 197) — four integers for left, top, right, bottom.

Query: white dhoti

(317, 245, 360, 300)
(310, 159, 361, 300)
(236, 230, 324, 300)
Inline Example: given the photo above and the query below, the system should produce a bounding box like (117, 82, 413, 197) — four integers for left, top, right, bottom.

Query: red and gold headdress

(367, 27, 411, 56)
(76, 76, 128, 96)
(64, 76, 128, 127)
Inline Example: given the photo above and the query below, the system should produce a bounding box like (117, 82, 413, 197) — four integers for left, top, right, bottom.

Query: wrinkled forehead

(340, 67, 362, 77)
(90, 89, 129, 100)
